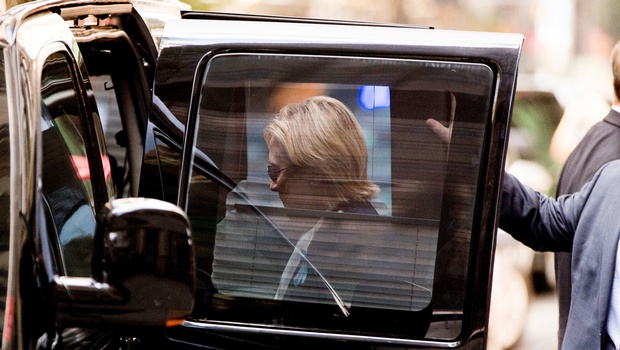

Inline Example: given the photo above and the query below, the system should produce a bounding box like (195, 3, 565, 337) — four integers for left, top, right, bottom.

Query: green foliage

(510, 92, 565, 194)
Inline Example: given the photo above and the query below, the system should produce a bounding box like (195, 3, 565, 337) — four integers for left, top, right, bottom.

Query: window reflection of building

(40, 53, 98, 277)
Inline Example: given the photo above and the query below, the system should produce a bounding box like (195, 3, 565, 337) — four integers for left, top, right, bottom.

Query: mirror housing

(55, 198, 195, 327)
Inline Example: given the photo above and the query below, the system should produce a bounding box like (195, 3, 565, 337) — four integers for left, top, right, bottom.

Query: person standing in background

(554, 40, 620, 348)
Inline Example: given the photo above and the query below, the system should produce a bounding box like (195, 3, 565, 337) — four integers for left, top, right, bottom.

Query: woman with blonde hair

(263, 96, 380, 302)
(264, 95, 379, 213)
(213, 95, 380, 307)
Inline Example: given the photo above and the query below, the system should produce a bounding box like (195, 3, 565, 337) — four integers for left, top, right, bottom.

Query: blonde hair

(264, 96, 379, 206)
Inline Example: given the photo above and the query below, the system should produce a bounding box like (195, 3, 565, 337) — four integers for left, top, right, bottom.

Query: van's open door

(143, 12, 523, 349)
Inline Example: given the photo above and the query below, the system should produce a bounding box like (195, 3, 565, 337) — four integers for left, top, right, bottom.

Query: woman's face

(267, 138, 329, 211)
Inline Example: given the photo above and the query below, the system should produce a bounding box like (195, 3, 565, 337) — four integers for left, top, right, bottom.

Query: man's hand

(425, 118, 451, 144)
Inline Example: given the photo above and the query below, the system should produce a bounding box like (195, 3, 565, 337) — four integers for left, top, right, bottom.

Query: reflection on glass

(187, 53, 493, 339)
(41, 53, 97, 277)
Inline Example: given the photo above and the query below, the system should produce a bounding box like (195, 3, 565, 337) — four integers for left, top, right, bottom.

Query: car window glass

(85, 78, 115, 202)
(186, 53, 494, 340)
(0, 50, 9, 341)
(40, 52, 100, 277)
(88, 74, 129, 198)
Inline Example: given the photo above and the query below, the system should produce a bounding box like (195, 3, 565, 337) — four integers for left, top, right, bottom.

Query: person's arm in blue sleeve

(499, 171, 591, 252)
(426, 116, 590, 253)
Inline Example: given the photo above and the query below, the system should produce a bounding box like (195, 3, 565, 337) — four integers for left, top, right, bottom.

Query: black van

(0, 0, 522, 348)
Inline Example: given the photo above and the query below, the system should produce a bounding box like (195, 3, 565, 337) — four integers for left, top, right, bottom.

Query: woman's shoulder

(334, 201, 378, 215)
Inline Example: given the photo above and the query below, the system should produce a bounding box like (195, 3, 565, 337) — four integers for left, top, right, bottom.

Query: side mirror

(55, 198, 195, 327)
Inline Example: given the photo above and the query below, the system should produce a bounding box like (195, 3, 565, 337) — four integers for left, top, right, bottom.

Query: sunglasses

(267, 165, 288, 182)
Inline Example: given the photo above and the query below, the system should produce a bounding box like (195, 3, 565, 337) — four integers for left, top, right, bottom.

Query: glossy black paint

(53, 198, 194, 328)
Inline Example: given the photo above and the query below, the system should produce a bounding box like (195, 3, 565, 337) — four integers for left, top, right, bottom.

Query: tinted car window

(40, 52, 110, 277)
(186, 53, 495, 340)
